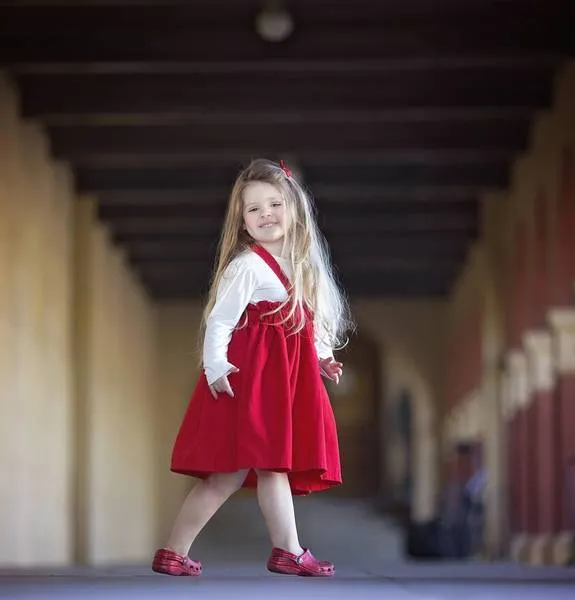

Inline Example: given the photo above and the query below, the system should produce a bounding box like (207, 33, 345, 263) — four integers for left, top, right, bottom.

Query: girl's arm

(314, 332, 334, 361)
(315, 322, 343, 383)
(203, 259, 257, 385)
(313, 319, 334, 361)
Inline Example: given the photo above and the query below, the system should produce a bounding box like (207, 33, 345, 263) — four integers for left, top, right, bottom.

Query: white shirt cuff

(204, 360, 238, 386)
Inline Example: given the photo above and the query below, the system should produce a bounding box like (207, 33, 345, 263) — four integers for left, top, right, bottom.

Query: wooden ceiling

(1, 1, 573, 299)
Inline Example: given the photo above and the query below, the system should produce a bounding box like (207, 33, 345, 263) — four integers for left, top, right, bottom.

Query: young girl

(152, 158, 352, 578)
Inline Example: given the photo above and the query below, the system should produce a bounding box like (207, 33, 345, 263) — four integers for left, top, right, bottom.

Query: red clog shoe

(267, 547, 335, 577)
(152, 547, 202, 576)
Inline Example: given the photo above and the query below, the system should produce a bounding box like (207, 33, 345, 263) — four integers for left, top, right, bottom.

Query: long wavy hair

(201, 158, 353, 351)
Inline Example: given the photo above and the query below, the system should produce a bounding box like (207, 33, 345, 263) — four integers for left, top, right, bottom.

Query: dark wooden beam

(1, 1, 569, 31)
(136, 256, 462, 274)
(98, 200, 477, 221)
(3, 39, 569, 67)
(133, 246, 463, 296)
(41, 105, 538, 123)
(77, 167, 237, 191)
(304, 162, 509, 187)
(122, 234, 473, 262)
(97, 185, 482, 207)
(105, 214, 476, 235)
(144, 272, 456, 300)
(47, 110, 533, 157)
(77, 160, 509, 190)
(14, 62, 556, 116)
(60, 151, 521, 172)
(1, 2, 572, 62)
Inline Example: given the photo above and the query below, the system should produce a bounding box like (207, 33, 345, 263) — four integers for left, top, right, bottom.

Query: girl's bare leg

(166, 469, 249, 556)
(255, 470, 303, 555)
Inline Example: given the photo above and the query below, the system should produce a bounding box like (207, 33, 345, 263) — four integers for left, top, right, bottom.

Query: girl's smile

(243, 181, 289, 254)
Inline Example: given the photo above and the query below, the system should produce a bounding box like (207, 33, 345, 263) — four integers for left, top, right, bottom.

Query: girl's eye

(272, 203, 281, 207)
(248, 208, 258, 213)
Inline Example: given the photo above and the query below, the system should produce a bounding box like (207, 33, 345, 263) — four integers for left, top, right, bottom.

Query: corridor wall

(155, 303, 203, 543)
(0, 77, 74, 566)
(0, 74, 159, 567)
(73, 199, 158, 565)
(441, 61, 575, 564)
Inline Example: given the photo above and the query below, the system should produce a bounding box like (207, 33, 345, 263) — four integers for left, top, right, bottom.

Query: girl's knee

(255, 469, 287, 482)
(206, 470, 248, 496)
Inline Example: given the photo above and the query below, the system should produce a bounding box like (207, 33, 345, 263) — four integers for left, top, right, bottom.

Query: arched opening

(392, 388, 414, 518)
(325, 334, 382, 498)
(382, 352, 439, 558)
(383, 352, 438, 523)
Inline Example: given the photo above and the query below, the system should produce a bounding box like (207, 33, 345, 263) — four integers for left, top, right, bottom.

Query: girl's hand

(209, 366, 239, 399)
(319, 357, 343, 384)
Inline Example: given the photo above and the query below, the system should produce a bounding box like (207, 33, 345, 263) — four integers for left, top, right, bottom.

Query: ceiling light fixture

(255, 1, 294, 43)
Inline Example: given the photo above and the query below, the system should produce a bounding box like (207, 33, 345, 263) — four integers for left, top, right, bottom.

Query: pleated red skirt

(170, 301, 342, 495)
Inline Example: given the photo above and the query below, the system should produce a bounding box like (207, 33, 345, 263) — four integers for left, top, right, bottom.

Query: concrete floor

(1, 496, 574, 599)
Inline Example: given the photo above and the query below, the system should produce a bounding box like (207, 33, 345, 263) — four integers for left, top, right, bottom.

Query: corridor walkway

(1, 496, 574, 599)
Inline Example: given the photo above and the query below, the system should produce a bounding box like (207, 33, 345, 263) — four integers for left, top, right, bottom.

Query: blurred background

(0, 0, 574, 570)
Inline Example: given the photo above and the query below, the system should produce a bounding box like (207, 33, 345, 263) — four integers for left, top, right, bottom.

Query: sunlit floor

(1, 496, 574, 599)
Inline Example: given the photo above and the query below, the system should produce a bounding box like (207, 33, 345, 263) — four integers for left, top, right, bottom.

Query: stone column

(480, 200, 507, 559)
(481, 363, 504, 558)
(499, 365, 513, 554)
(547, 308, 575, 565)
(523, 330, 557, 564)
(507, 349, 530, 562)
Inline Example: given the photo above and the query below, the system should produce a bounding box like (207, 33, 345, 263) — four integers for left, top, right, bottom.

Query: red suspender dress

(170, 244, 342, 495)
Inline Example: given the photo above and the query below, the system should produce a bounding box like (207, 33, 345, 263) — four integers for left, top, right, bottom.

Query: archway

(325, 334, 382, 498)
(391, 388, 414, 517)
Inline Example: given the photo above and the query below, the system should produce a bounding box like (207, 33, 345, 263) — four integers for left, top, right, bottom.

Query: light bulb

(255, 7, 294, 42)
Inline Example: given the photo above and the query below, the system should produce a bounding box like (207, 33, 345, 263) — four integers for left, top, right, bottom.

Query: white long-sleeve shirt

(203, 249, 333, 385)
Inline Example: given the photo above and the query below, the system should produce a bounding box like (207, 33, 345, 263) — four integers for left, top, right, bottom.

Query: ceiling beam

(106, 214, 477, 235)
(123, 234, 473, 262)
(46, 116, 532, 157)
(61, 151, 520, 171)
(37, 106, 538, 126)
(144, 273, 456, 301)
(8, 57, 562, 75)
(135, 256, 462, 274)
(76, 160, 509, 190)
(0, 1, 569, 30)
(98, 200, 477, 221)
(1, 4, 572, 63)
(14, 63, 556, 116)
(96, 186, 482, 206)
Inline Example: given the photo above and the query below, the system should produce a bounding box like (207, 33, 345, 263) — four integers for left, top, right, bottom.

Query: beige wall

(0, 79, 74, 566)
(74, 199, 158, 565)
(354, 300, 447, 522)
(155, 302, 203, 543)
(0, 73, 159, 567)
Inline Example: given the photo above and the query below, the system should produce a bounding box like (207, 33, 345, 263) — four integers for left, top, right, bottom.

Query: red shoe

(152, 548, 202, 576)
(267, 547, 335, 577)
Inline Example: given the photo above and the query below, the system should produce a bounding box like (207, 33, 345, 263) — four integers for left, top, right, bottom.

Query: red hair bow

(279, 160, 293, 178)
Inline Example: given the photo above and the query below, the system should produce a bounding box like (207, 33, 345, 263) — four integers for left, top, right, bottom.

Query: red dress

(170, 245, 342, 495)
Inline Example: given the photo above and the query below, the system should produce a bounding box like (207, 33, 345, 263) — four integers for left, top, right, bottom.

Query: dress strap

(250, 244, 292, 294)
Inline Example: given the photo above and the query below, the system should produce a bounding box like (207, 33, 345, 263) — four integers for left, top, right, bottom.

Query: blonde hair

(201, 158, 353, 351)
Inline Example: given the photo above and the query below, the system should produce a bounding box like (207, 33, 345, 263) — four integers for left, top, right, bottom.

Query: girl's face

(242, 181, 289, 253)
